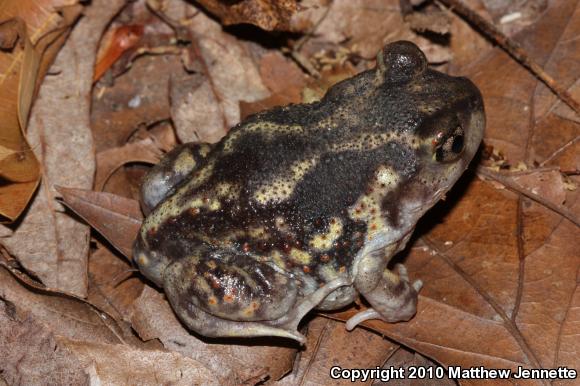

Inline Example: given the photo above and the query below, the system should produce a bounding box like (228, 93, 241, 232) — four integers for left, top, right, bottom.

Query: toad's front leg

(140, 142, 212, 214)
(347, 249, 422, 330)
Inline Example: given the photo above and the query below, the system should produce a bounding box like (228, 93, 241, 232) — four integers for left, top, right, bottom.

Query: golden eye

(434, 126, 464, 162)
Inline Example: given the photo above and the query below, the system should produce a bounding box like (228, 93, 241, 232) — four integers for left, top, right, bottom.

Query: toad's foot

(268, 276, 352, 338)
(347, 264, 422, 330)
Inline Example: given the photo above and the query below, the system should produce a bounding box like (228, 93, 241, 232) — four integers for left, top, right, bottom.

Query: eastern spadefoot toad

(133, 41, 485, 344)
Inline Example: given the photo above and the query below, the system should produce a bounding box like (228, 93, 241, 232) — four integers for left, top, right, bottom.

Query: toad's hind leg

(347, 252, 422, 330)
(140, 142, 212, 213)
(162, 247, 350, 344)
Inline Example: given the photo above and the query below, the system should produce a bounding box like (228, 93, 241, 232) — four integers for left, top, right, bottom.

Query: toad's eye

(434, 126, 464, 162)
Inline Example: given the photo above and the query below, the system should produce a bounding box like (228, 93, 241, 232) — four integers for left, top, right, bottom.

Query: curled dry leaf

(87, 246, 144, 325)
(193, 0, 298, 31)
(0, 0, 125, 297)
(0, 1, 82, 220)
(95, 137, 163, 191)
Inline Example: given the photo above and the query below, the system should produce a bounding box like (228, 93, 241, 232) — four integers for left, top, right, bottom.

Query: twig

(477, 166, 580, 228)
(437, 0, 580, 115)
(485, 166, 561, 177)
(539, 136, 580, 167)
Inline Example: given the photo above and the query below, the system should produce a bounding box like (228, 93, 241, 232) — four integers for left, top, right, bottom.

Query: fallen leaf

(95, 137, 163, 191)
(0, 0, 125, 296)
(240, 52, 306, 118)
(91, 53, 178, 152)
(93, 24, 144, 83)
(56, 187, 142, 259)
(403, 5, 452, 35)
(468, 0, 580, 163)
(0, 293, 219, 385)
(170, 70, 228, 143)
(292, 0, 452, 63)
(0, 1, 82, 220)
(0, 265, 124, 344)
(278, 316, 398, 385)
(87, 246, 144, 324)
(381, 348, 456, 386)
(170, 7, 269, 143)
(194, 0, 298, 31)
(66, 339, 220, 385)
(0, 298, 90, 385)
(483, 0, 548, 36)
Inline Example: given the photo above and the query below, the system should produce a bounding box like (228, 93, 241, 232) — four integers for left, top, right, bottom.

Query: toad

(133, 41, 485, 343)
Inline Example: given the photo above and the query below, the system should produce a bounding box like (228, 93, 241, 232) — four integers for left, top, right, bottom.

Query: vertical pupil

(436, 147, 444, 162)
(451, 135, 464, 153)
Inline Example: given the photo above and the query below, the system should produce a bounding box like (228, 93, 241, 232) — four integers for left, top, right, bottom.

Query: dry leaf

(93, 24, 144, 83)
(0, 266, 124, 344)
(91, 54, 178, 152)
(0, 0, 125, 297)
(292, 0, 452, 63)
(170, 7, 269, 143)
(170, 70, 228, 143)
(95, 137, 163, 191)
(194, 0, 298, 31)
(240, 52, 306, 119)
(56, 187, 142, 259)
(87, 246, 145, 324)
(278, 317, 398, 385)
(0, 298, 90, 385)
(403, 6, 452, 35)
(0, 1, 82, 220)
(469, 0, 580, 163)
(0, 289, 219, 385)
